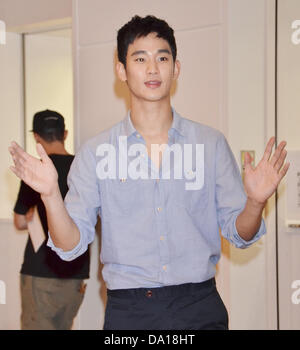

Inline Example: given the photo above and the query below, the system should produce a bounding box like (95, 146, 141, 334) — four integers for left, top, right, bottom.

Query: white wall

(277, 0, 300, 329)
(24, 30, 74, 157)
(0, 222, 27, 329)
(0, 0, 71, 30)
(0, 32, 27, 329)
(0, 32, 23, 218)
(227, 0, 272, 329)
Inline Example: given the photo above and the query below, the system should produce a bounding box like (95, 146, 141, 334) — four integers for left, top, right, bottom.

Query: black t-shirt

(14, 154, 90, 279)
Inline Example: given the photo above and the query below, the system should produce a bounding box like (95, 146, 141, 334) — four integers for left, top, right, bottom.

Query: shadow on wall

(219, 232, 263, 268)
(112, 49, 178, 112)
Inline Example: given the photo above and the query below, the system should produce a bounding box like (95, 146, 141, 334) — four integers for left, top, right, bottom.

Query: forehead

(127, 32, 171, 54)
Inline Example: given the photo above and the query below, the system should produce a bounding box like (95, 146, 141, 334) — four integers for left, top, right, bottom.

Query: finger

(11, 142, 44, 176)
(8, 147, 19, 168)
(9, 165, 24, 180)
(8, 146, 20, 164)
(9, 153, 28, 181)
(278, 162, 290, 181)
(8, 146, 15, 156)
(11, 152, 26, 174)
(36, 143, 50, 163)
(270, 140, 287, 166)
(10, 153, 22, 174)
(262, 137, 275, 162)
(274, 149, 287, 172)
(244, 152, 253, 171)
(10, 141, 34, 163)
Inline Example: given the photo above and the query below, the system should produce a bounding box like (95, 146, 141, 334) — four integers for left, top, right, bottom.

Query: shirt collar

(169, 108, 185, 137)
(121, 111, 137, 139)
(121, 107, 185, 139)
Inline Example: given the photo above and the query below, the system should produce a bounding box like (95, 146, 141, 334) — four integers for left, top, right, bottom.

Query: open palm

(9, 141, 58, 196)
(243, 137, 289, 204)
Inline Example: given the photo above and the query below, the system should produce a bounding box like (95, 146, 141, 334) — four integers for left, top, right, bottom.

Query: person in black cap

(13, 110, 90, 330)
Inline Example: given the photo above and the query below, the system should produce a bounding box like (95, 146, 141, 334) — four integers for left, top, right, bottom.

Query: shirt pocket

(103, 178, 147, 218)
(186, 185, 209, 215)
(170, 178, 209, 216)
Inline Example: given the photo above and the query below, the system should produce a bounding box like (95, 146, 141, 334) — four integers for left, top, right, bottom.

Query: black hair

(117, 15, 177, 68)
(36, 128, 64, 143)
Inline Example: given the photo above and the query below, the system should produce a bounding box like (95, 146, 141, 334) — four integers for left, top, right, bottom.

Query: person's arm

(41, 185, 80, 251)
(14, 213, 27, 230)
(9, 141, 79, 252)
(236, 137, 289, 241)
(235, 198, 265, 241)
(14, 206, 35, 231)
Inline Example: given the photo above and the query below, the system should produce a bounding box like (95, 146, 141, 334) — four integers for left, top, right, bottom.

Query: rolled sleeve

(215, 133, 266, 248)
(232, 215, 266, 248)
(47, 230, 85, 261)
(47, 141, 101, 261)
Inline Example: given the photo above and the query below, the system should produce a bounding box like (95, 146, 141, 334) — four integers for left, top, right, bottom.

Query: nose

(147, 58, 158, 75)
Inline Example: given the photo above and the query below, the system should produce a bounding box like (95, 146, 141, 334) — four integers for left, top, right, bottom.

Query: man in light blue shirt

(9, 15, 289, 330)
(47, 108, 265, 291)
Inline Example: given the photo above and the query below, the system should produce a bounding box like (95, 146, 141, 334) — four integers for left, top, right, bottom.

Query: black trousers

(103, 278, 228, 330)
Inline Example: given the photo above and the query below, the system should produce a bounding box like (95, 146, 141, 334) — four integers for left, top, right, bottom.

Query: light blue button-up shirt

(47, 109, 266, 290)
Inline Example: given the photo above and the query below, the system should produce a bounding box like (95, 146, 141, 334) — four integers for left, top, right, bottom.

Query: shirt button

(157, 207, 162, 212)
(160, 236, 164, 241)
(136, 134, 141, 138)
(162, 265, 167, 271)
(146, 290, 153, 298)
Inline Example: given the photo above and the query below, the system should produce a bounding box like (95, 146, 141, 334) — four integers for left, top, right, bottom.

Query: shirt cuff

(233, 215, 266, 249)
(46, 231, 84, 262)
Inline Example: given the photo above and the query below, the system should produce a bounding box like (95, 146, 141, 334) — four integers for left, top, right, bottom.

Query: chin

(143, 91, 169, 102)
(131, 88, 169, 103)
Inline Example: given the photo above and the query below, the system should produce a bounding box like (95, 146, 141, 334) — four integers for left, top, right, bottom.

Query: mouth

(144, 80, 162, 89)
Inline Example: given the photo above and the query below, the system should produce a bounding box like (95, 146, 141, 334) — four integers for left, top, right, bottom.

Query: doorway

(23, 28, 74, 156)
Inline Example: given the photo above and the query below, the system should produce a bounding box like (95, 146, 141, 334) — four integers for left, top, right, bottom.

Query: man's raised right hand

(9, 141, 59, 197)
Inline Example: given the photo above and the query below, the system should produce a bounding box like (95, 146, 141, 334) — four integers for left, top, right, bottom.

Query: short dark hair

(32, 109, 65, 143)
(37, 127, 64, 143)
(117, 15, 177, 68)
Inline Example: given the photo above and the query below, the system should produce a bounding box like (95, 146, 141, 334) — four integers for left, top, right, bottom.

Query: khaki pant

(20, 274, 86, 330)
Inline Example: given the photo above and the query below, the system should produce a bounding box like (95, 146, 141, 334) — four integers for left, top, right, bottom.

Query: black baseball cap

(31, 109, 65, 135)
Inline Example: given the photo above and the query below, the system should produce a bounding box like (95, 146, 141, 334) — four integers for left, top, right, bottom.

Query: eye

(135, 57, 145, 63)
(158, 56, 168, 62)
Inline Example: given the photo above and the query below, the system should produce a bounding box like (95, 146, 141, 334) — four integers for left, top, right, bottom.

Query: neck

(130, 97, 173, 138)
(39, 141, 69, 156)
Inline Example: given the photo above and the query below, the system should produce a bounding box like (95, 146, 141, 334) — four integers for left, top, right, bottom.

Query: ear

(33, 132, 40, 143)
(116, 61, 127, 82)
(63, 130, 68, 141)
(173, 59, 181, 80)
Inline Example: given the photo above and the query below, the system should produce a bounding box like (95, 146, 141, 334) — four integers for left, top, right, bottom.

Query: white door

(277, 0, 300, 329)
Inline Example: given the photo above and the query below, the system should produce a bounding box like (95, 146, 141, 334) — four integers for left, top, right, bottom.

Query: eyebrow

(131, 49, 171, 56)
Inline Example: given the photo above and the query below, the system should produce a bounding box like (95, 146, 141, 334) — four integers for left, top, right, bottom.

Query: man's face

(117, 32, 180, 103)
